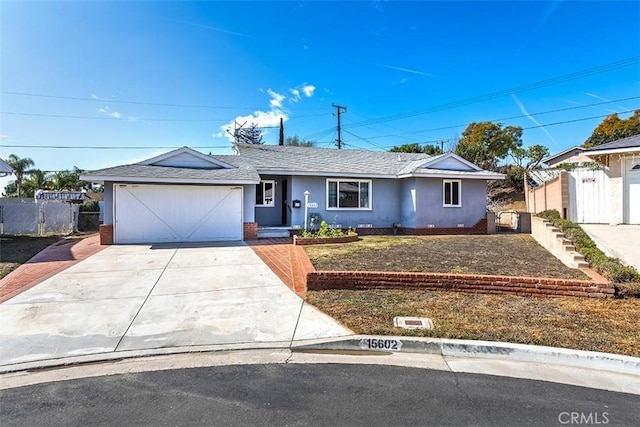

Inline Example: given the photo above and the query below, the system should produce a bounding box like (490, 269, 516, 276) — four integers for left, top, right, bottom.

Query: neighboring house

(525, 134, 640, 225)
(541, 146, 592, 168)
(0, 158, 13, 177)
(81, 145, 503, 244)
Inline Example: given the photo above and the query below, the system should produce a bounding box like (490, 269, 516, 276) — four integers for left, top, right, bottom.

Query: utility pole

(332, 104, 347, 149)
(279, 117, 284, 146)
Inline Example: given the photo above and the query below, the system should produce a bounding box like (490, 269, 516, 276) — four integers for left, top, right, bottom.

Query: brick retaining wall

(293, 235, 359, 246)
(306, 270, 614, 298)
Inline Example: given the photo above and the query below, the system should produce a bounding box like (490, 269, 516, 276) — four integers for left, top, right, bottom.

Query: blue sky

(1, 0, 639, 189)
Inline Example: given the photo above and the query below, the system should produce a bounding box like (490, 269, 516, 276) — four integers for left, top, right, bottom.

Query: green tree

(5, 154, 35, 197)
(235, 123, 264, 144)
(583, 110, 640, 147)
(51, 167, 90, 191)
(510, 144, 550, 170)
(455, 122, 523, 170)
(389, 143, 444, 155)
(285, 136, 315, 147)
(22, 169, 52, 197)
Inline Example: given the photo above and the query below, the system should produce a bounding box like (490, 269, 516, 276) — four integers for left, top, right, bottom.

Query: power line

(0, 145, 232, 150)
(352, 96, 640, 141)
(0, 91, 330, 111)
(0, 111, 327, 122)
(303, 56, 640, 139)
(376, 110, 638, 148)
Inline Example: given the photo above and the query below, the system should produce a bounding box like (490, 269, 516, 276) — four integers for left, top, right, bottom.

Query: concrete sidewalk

(580, 224, 640, 271)
(0, 242, 351, 367)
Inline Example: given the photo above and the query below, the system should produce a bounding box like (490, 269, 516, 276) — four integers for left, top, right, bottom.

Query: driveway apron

(580, 224, 640, 271)
(0, 242, 350, 366)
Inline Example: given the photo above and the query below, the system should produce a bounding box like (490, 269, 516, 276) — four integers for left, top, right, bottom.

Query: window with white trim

(443, 179, 461, 207)
(327, 179, 371, 209)
(256, 180, 275, 207)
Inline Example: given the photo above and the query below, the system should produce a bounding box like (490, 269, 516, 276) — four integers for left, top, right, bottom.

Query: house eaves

(78, 175, 260, 185)
(584, 147, 640, 156)
(399, 169, 505, 180)
(255, 169, 396, 179)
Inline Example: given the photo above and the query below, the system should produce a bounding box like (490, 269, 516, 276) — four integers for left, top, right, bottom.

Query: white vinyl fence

(568, 168, 609, 224)
(0, 198, 79, 235)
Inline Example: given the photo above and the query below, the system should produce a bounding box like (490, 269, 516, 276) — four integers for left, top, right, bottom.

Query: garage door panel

(626, 159, 640, 225)
(114, 185, 243, 243)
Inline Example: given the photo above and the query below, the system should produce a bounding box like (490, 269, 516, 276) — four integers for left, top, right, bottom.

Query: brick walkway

(247, 238, 314, 298)
(0, 235, 104, 303)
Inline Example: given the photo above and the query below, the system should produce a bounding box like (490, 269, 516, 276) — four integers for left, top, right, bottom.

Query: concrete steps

(532, 218, 591, 269)
(258, 227, 291, 239)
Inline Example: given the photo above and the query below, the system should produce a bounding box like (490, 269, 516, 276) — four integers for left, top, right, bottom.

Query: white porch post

(303, 190, 310, 230)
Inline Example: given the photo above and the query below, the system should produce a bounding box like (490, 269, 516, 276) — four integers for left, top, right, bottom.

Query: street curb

(1, 337, 639, 377)
(291, 336, 640, 376)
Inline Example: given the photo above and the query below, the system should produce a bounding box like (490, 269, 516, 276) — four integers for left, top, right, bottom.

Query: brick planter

(306, 271, 615, 298)
(293, 235, 359, 246)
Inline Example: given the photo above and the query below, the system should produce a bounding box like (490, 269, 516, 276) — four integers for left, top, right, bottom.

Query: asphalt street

(2, 363, 638, 426)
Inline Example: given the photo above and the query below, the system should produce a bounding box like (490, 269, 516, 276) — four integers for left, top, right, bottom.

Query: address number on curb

(359, 338, 403, 351)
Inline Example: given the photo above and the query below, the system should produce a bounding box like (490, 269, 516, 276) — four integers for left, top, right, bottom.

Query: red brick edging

(293, 235, 359, 246)
(306, 270, 615, 299)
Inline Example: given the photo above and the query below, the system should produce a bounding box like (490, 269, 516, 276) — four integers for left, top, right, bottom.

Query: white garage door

(625, 158, 640, 225)
(114, 184, 243, 243)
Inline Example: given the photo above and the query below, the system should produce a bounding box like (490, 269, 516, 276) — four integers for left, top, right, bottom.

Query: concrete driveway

(580, 224, 640, 271)
(0, 242, 351, 366)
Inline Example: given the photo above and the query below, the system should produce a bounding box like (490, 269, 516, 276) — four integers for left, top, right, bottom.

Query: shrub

(536, 209, 640, 286)
(80, 200, 100, 212)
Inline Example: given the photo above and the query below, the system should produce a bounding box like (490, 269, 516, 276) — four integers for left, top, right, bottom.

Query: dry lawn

(0, 236, 61, 279)
(304, 235, 588, 280)
(307, 289, 640, 357)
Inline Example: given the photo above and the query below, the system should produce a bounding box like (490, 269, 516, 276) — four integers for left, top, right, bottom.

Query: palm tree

(22, 169, 52, 197)
(6, 154, 35, 198)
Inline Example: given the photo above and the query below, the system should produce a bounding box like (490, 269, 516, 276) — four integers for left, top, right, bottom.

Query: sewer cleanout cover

(393, 316, 434, 330)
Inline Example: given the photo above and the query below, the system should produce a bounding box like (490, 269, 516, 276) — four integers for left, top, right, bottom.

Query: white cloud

(218, 83, 316, 142)
(267, 89, 286, 108)
(301, 84, 315, 97)
(97, 106, 122, 119)
(0, 134, 10, 139)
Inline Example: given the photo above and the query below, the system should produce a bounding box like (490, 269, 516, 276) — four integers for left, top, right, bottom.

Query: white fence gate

(568, 169, 609, 224)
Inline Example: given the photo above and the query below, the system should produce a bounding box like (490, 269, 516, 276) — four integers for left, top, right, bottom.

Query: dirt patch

(307, 289, 640, 357)
(304, 235, 588, 280)
(0, 236, 62, 279)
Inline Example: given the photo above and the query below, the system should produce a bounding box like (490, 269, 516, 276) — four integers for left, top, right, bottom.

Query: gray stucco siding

(414, 178, 487, 228)
(289, 176, 401, 228)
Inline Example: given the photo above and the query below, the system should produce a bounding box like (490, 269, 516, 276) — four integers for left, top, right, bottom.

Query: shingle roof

(82, 144, 502, 183)
(585, 134, 640, 152)
(82, 162, 260, 183)
(0, 158, 13, 175)
(235, 144, 434, 176)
